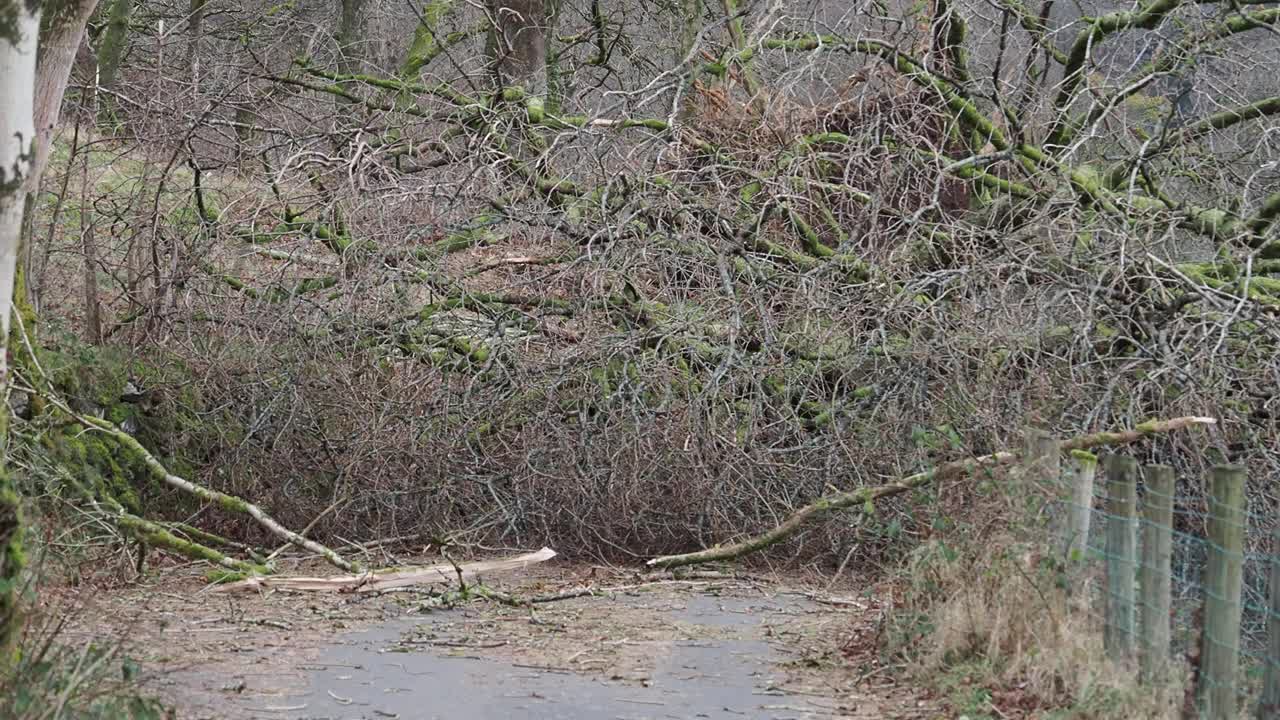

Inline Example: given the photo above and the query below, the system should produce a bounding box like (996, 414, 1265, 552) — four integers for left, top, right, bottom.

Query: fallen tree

(646, 417, 1217, 569)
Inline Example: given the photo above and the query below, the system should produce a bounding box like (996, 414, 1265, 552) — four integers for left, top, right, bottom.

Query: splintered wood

(214, 547, 557, 593)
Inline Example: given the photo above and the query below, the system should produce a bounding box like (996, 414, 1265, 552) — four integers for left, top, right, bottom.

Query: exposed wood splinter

(214, 547, 557, 593)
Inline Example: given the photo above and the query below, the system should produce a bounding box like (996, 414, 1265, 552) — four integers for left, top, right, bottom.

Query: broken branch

(646, 417, 1216, 569)
(214, 547, 557, 593)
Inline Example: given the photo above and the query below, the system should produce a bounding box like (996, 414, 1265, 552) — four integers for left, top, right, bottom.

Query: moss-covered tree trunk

(673, 0, 701, 120)
(0, 0, 43, 660)
(1, 0, 104, 658)
(95, 0, 130, 91)
(400, 0, 456, 81)
(542, 0, 563, 112)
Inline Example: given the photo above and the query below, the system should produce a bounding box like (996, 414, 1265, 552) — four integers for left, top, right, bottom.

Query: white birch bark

(0, 0, 42, 654)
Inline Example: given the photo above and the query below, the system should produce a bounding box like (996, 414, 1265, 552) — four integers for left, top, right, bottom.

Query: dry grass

(889, 527, 1183, 719)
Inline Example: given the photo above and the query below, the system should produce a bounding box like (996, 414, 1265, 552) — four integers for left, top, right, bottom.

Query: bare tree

(336, 0, 370, 76)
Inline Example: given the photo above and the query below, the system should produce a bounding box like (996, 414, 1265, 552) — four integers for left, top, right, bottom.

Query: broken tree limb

(33, 389, 358, 573)
(213, 547, 557, 593)
(646, 416, 1217, 569)
(1058, 416, 1218, 451)
(11, 328, 356, 575)
(46, 462, 267, 574)
(74, 411, 360, 573)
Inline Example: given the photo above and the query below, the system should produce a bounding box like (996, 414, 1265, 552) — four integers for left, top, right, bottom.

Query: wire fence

(1037, 441, 1280, 720)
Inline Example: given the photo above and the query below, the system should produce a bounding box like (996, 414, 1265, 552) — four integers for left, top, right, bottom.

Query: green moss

(216, 495, 248, 513)
(1132, 419, 1160, 433)
(204, 569, 250, 584)
(0, 476, 26, 659)
(25, 329, 247, 523)
(1069, 450, 1098, 466)
(43, 427, 143, 514)
(1122, 92, 1171, 124)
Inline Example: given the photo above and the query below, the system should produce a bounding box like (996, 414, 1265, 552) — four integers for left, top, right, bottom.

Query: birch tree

(1, 0, 99, 654)
(0, 0, 41, 657)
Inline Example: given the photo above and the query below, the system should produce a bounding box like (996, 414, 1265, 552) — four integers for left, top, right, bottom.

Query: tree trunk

(336, 0, 368, 77)
(29, 0, 100, 196)
(678, 0, 701, 61)
(543, 0, 563, 111)
(79, 98, 103, 343)
(96, 0, 132, 91)
(2, 0, 104, 655)
(15, 0, 98, 319)
(674, 0, 702, 119)
(486, 0, 547, 95)
(185, 0, 204, 84)
(718, 0, 759, 100)
(0, 0, 43, 659)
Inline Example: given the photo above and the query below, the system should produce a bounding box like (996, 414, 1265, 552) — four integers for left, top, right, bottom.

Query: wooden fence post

(1200, 465, 1246, 720)
(1061, 450, 1099, 562)
(1023, 427, 1061, 490)
(1140, 464, 1174, 683)
(1259, 527, 1280, 719)
(1105, 454, 1138, 661)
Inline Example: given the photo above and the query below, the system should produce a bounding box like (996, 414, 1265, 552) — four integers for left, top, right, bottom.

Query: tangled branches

(17, 0, 1279, 571)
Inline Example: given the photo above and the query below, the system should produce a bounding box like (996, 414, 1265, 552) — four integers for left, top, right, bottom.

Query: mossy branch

(1161, 96, 1280, 152)
(51, 462, 265, 574)
(1047, 0, 1188, 148)
(116, 514, 266, 574)
(990, 0, 1069, 65)
(1145, 8, 1280, 76)
(647, 416, 1216, 569)
(39, 394, 359, 573)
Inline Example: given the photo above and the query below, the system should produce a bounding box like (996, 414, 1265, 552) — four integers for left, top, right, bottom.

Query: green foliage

(0, 475, 24, 662)
(910, 423, 964, 452)
(935, 660, 1001, 720)
(0, 622, 166, 720)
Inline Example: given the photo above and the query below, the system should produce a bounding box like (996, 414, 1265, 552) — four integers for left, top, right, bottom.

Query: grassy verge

(1, 608, 166, 720)
(881, 479, 1183, 719)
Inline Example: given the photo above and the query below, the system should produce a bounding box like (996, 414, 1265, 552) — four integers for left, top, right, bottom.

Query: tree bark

(78, 105, 103, 343)
(486, 0, 547, 95)
(28, 0, 100, 197)
(0, 0, 43, 659)
(1, 0, 110, 654)
(14, 0, 98, 317)
(96, 0, 131, 91)
(336, 0, 368, 77)
(542, 0, 563, 111)
(185, 0, 204, 84)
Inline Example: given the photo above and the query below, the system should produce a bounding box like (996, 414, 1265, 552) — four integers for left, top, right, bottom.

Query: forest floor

(49, 555, 940, 720)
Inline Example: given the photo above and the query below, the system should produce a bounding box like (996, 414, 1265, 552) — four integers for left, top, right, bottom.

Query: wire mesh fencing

(1034, 437, 1280, 720)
